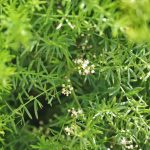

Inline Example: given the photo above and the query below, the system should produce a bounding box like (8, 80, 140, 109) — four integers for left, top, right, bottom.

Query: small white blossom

(78, 109, 83, 114)
(120, 137, 128, 145)
(78, 69, 82, 75)
(84, 67, 90, 75)
(129, 145, 134, 149)
(93, 54, 96, 58)
(64, 126, 73, 135)
(74, 58, 83, 64)
(120, 137, 134, 149)
(74, 58, 95, 75)
(71, 109, 78, 117)
(68, 108, 84, 118)
(91, 70, 95, 74)
(64, 124, 78, 136)
(82, 60, 89, 69)
(61, 83, 73, 96)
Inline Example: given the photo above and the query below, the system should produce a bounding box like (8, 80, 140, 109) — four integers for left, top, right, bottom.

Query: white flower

(81, 60, 90, 69)
(71, 109, 78, 117)
(91, 69, 95, 74)
(84, 67, 90, 75)
(74, 58, 83, 64)
(64, 126, 73, 135)
(82, 62, 88, 69)
(61, 83, 73, 96)
(74, 58, 95, 75)
(78, 70, 82, 75)
(93, 54, 96, 58)
(120, 137, 128, 145)
(84, 60, 89, 64)
(64, 124, 78, 136)
(68, 108, 84, 118)
(129, 145, 133, 149)
(78, 109, 83, 114)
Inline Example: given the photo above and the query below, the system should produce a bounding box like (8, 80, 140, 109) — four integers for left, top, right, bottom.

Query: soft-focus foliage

(0, 0, 150, 150)
(0, 51, 14, 96)
(116, 0, 150, 42)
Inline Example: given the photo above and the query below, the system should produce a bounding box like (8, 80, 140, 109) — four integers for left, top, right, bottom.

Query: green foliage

(0, 51, 14, 95)
(0, 0, 150, 150)
(116, 0, 150, 42)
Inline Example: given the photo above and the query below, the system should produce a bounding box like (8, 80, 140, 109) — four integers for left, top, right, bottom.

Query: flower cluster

(61, 83, 73, 96)
(74, 58, 95, 75)
(120, 137, 139, 149)
(64, 108, 84, 136)
(68, 108, 83, 118)
(64, 124, 79, 136)
(64, 126, 74, 135)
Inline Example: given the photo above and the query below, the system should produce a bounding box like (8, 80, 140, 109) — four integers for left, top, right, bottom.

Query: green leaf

(125, 87, 144, 97)
(24, 107, 32, 119)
